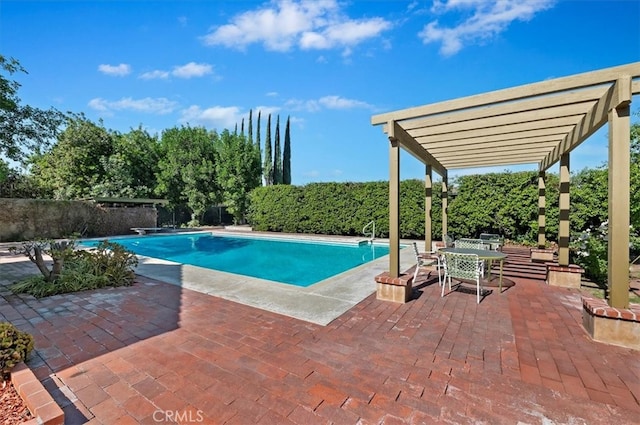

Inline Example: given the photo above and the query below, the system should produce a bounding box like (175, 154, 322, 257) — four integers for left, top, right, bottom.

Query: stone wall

(0, 198, 157, 242)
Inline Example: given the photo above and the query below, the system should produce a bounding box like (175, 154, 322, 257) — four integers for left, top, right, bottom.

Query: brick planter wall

(546, 264, 584, 288)
(11, 362, 64, 425)
(582, 296, 640, 350)
(375, 272, 413, 303)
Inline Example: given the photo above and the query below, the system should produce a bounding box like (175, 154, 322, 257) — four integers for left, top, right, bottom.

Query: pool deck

(134, 230, 416, 325)
(1, 237, 639, 424)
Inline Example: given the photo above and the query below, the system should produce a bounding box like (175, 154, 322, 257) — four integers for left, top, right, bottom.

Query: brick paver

(1, 247, 639, 424)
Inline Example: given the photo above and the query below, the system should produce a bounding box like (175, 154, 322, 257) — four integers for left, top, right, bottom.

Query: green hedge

(248, 180, 443, 239)
(247, 172, 566, 243)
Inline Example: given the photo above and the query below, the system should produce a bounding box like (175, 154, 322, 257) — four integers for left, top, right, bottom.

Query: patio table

(438, 247, 508, 294)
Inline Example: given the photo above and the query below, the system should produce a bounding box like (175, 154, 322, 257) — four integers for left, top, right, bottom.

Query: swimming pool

(83, 233, 391, 287)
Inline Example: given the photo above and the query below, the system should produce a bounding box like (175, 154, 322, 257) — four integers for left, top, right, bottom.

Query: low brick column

(12, 362, 64, 425)
(375, 272, 412, 303)
(546, 264, 584, 288)
(582, 296, 640, 350)
(531, 248, 555, 263)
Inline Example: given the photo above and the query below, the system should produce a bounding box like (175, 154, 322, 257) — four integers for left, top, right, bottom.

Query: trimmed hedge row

(247, 180, 444, 239)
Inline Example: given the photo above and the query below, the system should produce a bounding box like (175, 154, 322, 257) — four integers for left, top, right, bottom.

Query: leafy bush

(248, 180, 443, 239)
(0, 322, 34, 375)
(10, 240, 138, 298)
(570, 225, 608, 284)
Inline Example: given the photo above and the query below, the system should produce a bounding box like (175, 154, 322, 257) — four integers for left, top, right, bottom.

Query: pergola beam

(540, 77, 633, 170)
(415, 124, 575, 145)
(402, 104, 592, 138)
(371, 62, 640, 125)
(388, 121, 447, 177)
(420, 132, 565, 149)
(442, 157, 539, 169)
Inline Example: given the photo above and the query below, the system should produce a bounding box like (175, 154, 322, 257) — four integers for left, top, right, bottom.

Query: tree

(155, 126, 219, 225)
(283, 115, 291, 184)
(256, 110, 262, 183)
(93, 126, 160, 198)
(248, 109, 253, 144)
(273, 115, 282, 184)
(30, 114, 115, 199)
(215, 130, 261, 223)
(0, 55, 66, 163)
(263, 114, 273, 185)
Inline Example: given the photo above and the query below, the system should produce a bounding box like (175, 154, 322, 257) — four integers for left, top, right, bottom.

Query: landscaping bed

(0, 378, 32, 424)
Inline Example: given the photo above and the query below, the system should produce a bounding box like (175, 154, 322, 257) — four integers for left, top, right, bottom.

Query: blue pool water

(83, 233, 390, 287)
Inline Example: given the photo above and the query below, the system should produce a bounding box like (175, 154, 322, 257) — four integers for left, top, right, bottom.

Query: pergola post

(608, 102, 631, 309)
(538, 171, 546, 248)
(558, 154, 570, 266)
(388, 136, 400, 278)
(441, 175, 448, 239)
(425, 165, 433, 252)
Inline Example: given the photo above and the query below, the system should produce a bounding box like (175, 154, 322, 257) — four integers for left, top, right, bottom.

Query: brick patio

(1, 247, 639, 424)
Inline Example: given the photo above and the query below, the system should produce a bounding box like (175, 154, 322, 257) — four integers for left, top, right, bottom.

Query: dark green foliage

(571, 167, 608, 231)
(448, 171, 559, 243)
(0, 55, 66, 163)
(263, 114, 273, 185)
(248, 180, 444, 239)
(9, 240, 138, 298)
(273, 115, 282, 184)
(30, 114, 116, 199)
(155, 125, 218, 225)
(283, 116, 291, 185)
(256, 110, 262, 176)
(215, 130, 262, 224)
(570, 226, 608, 284)
(0, 322, 34, 375)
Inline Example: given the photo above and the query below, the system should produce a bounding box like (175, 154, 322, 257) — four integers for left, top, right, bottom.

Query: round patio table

(438, 247, 508, 293)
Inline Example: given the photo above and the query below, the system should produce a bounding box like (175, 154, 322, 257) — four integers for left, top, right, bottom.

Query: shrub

(0, 322, 34, 376)
(9, 240, 138, 298)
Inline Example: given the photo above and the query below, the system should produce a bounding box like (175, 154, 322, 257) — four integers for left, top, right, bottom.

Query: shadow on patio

(1, 246, 639, 424)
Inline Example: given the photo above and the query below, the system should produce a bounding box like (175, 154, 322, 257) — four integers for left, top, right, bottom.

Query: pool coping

(132, 230, 417, 325)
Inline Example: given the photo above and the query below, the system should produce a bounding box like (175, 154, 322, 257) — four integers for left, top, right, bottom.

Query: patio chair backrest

(442, 252, 482, 280)
(454, 239, 485, 250)
(443, 234, 454, 248)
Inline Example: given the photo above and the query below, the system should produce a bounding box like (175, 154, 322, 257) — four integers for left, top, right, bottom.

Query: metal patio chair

(441, 251, 485, 303)
(412, 242, 443, 287)
(454, 238, 487, 250)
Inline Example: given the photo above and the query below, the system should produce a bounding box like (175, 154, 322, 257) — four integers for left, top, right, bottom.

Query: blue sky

(2, 0, 639, 184)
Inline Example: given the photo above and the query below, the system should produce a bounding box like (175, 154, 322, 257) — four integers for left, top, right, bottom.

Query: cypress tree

(283, 115, 291, 184)
(248, 110, 253, 144)
(256, 110, 262, 183)
(273, 115, 282, 185)
(240, 118, 244, 137)
(263, 114, 273, 185)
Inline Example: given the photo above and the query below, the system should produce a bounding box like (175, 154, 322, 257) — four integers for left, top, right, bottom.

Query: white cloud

(172, 62, 214, 78)
(98, 63, 131, 76)
(201, 0, 391, 53)
(285, 95, 373, 112)
(139, 70, 170, 80)
(419, 0, 555, 56)
(254, 105, 282, 118)
(88, 97, 178, 114)
(179, 105, 243, 128)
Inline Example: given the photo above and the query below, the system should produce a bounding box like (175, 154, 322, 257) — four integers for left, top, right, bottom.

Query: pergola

(371, 62, 640, 309)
